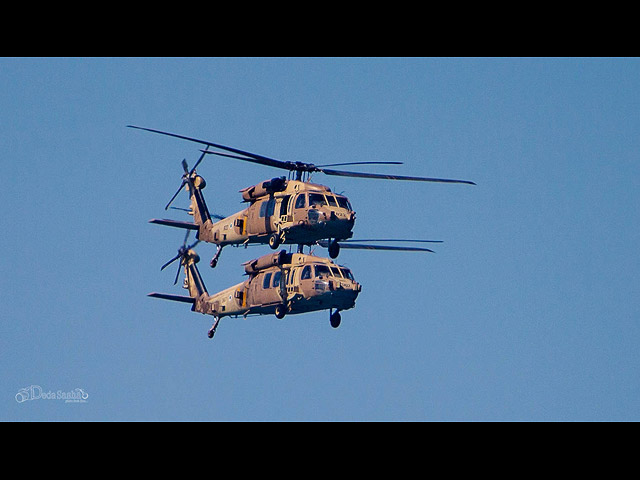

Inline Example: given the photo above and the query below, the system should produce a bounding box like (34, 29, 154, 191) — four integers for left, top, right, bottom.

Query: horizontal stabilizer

(149, 218, 199, 230)
(148, 292, 195, 304)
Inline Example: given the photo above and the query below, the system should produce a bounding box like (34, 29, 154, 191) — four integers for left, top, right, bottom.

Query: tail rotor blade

(174, 261, 182, 285)
(190, 146, 209, 174)
(161, 253, 180, 271)
(165, 180, 186, 210)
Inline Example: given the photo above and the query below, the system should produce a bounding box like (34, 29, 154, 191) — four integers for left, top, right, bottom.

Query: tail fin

(163, 155, 212, 227)
(184, 253, 208, 298)
(186, 174, 211, 226)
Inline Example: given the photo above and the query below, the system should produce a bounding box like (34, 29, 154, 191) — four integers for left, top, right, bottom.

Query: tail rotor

(160, 230, 201, 285)
(164, 147, 209, 211)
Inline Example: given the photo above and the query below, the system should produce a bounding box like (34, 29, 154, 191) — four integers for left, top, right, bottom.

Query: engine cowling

(240, 176, 287, 202)
(244, 250, 290, 275)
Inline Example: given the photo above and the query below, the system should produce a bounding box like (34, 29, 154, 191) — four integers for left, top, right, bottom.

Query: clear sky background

(1, 57, 638, 421)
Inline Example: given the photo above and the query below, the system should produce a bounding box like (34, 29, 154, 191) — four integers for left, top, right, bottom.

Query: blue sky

(1, 57, 638, 421)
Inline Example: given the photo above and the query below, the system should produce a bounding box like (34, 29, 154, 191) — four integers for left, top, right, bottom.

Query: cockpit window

(314, 265, 331, 278)
(326, 195, 337, 207)
(309, 193, 327, 207)
(336, 196, 351, 210)
(340, 268, 355, 281)
(301, 265, 312, 280)
(295, 194, 306, 209)
(330, 266, 341, 277)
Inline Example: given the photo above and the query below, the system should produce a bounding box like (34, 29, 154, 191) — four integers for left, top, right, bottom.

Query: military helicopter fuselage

(149, 247, 361, 338)
(192, 176, 354, 251)
(134, 125, 473, 266)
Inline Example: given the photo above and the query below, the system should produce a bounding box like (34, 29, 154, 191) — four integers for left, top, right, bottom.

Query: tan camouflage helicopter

(148, 232, 361, 339)
(129, 126, 475, 267)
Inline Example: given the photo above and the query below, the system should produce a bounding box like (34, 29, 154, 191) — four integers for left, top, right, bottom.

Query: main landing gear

(268, 233, 281, 250)
(275, 304, 287, 319)
(210, 245, 223, 268)
(208, 317, 220, 338)
(330, 309, 341, 328)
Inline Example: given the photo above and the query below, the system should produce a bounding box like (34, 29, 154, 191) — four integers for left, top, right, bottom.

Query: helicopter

(148, 232, 361, 339)
(129, 125, 474, 267)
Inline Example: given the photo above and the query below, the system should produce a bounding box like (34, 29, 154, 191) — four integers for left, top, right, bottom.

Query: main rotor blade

(319, 167, 476, 185)
(318, 240, 434, 253)
(129, 125, 476, 185)
(343, 238, 443, 243)
(337, 242, 434, 253)
(127, 125, 293, 170)
(203, 150, 290, 170)
(316, 161, 403, 167)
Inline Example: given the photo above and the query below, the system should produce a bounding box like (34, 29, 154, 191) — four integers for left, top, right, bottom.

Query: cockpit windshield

(311, 264, 355, 281)
(314, 265, 331, 278)
(335, 196, 352, 210)
(340, 268, 355, 281)
(308, 193, 327, 207)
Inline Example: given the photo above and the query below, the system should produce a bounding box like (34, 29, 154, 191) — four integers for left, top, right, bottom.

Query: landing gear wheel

(328, 240, 340, 259)
(269, 233, 280, 250)
(208, 317, 220, 339)
(210, 245, 223, 268)
(275, 304, 287, 319)
(330, 310, 341, 328)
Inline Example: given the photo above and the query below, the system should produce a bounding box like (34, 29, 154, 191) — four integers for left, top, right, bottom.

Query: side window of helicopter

(301, 265, 312, 280)
(263, 272, 272, 289)
(272, 270, 281, 288)
(294, 193, 306, 209)
(260, 198, 275, 218)
(309, 193, 327, 207)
